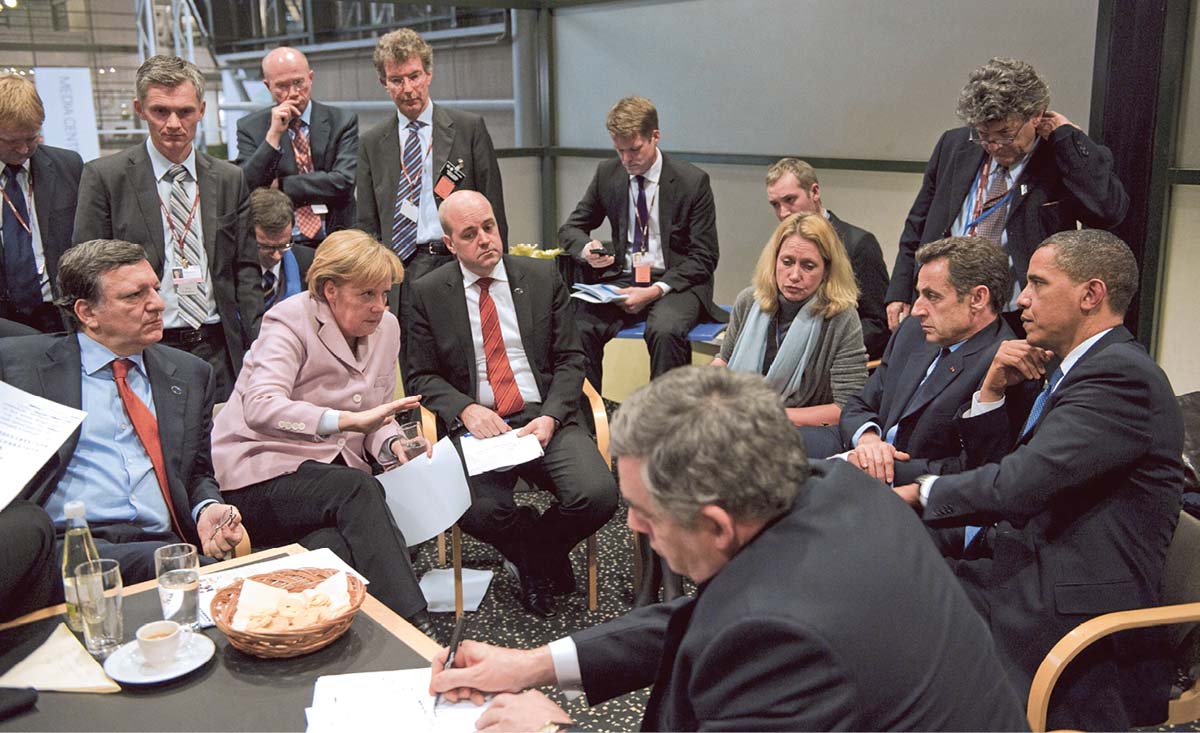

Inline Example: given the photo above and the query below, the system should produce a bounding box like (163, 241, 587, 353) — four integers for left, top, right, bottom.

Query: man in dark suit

(406, 191, 617, 618)
(357, 27, 507, 283)
(765, 158, 889, 359)
(806, 236, 1025, 485)
(0, 239, 244, 586)
(559, 96, 725, 393)
(0, 73, 83, 333)
(0, 501, 56, 622)
(886, 57, 1128, 335)
(429, 367, 1029, 731)
(235, 47, 357, 246)
(74, 56, 261, 402)
(248, 188, 314, 312)
(899, 230, 1185, 730)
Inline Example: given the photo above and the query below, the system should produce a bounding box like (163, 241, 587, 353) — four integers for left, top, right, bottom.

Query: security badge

(171, 265, 204, 296)
(434, 159, 466, 200)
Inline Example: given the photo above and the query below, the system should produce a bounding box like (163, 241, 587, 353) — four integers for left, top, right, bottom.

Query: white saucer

(103, 633, 216, 685)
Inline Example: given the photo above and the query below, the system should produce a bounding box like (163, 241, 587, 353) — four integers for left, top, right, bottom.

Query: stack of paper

(570, 283, 628, 304)
(459, 431, 543, 476)
(305, 669, 489, 733)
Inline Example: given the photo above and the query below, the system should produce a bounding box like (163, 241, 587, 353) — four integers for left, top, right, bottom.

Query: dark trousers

(799, 424, 846, 459)
(160, 323, 236, 403)
(454, 408, 618, 579)
(51, 524, 220, 601)
(0, 501, 58, 622)
(224, 461, 427, 618)
(573, 286, 704, 392)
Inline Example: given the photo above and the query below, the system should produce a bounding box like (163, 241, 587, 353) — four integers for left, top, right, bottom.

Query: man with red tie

(0, 239, 243, 586)
(405, 191, 617, 618)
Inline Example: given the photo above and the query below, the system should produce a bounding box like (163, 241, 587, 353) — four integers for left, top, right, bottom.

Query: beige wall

(1160, 186, 1200, 395)
(496, 156, 542, 246)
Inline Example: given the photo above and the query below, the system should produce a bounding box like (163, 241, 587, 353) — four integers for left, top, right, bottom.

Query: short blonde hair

(752, 213, 858, 319)
(606, 96, 658, 139)
(136, 55, 204, 104)
(765, 158, 818, 189)
(307, 230, 404, 300)
(0, 74, 45, 129)
(373, 28, 433, 77)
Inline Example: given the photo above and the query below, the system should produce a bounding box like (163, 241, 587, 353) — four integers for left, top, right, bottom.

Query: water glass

(396, 421, 429, 461)
(74, 559, 123, 658)
(154, 543, 200, 628)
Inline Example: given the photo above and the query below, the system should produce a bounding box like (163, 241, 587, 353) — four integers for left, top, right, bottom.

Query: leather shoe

(519, 571, 556, 618)
(547, 553, 576, 596)
(407, 610, 441, 644)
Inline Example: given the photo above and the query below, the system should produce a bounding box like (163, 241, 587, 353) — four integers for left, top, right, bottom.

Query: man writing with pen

(427, 367, 1029, 732)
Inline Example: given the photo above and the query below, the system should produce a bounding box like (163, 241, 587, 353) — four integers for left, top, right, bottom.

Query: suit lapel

(607, 164, 629, 256)
(314, 301, 366, 374)
(144, 346, 188, 491)
(131, 146, 167, 272)
(30, 148, 56, 237)
(1005, 140, 1053, 225)
(308, 101, 330, 165)
(444, 272, 476, 397)
(431, 104, 454, 181)
(886, 338, 941, 430)
(657, 154, 676, 267)
(1022, 326, 1133, 442)
(945, 139, 986, 235)
(641, 596, 698, 731)
(195, 152, 218, 263)
(506, 258, 535, 349)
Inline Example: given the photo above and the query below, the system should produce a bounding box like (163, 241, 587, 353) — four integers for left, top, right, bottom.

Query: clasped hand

(846, 432, 911, 484)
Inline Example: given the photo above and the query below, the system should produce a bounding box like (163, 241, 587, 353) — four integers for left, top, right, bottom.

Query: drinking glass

(397, 421, 429, 461)
(74, 559, 123, 658)
(154, 543, 200, 628)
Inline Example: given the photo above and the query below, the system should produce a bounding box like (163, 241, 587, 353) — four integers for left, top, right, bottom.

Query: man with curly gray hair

(885, 57, 1128, 338)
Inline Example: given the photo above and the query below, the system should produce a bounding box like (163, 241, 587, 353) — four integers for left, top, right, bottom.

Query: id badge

(632, 252, 652, 285)
(399, 199, 419, 223)
(433, 174, 457, 200)
(309, 203, 329, 215)
(434, 159, 466, 200)
(172, 265, 204, 296)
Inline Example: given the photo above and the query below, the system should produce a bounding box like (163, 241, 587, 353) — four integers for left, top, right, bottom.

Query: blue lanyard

(964, 165, 1016, 232)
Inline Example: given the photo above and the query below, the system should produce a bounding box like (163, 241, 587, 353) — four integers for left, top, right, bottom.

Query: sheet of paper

(307, 668, 489, 733)
(0, 381, 86, 511)
(0, 623, 119, 693)
(419, 568, 493, 613)
(197, 547, 365, 628)
(377, 437, 471, 546)
(458, 431, 543, 476)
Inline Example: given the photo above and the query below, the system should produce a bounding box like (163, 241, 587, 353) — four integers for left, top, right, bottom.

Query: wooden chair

(1026, 510, 1200, 730)
(431, 379, 609, 619)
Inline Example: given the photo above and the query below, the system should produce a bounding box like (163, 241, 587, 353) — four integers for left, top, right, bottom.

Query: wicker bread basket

(210, 567, 365, 658)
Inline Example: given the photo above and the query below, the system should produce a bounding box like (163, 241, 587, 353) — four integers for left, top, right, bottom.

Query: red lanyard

(157, 187, 201, 267)
(1, 167, 32, 235)
(399, 131, 433, 191)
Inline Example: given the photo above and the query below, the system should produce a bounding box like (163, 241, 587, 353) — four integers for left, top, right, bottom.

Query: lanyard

(631, 177, 658, 253)
(399, 129, 433, 193)
(1, 167, 32, 235)
(157, 186, 201, 267)
(964, 156, 1016, 234)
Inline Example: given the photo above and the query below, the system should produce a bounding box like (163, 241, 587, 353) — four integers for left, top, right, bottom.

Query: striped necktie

(476, 277, 525, 417)
(391, 120, 422, 261)
(165, 164, 207, 329)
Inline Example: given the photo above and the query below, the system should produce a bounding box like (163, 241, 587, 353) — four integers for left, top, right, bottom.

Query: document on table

(0, 623, 119, 693)
(305, 668, 489, 733)
(458, 431, 543, 476)
(0, 381, 86, 511)
(376, 437, 471, 546)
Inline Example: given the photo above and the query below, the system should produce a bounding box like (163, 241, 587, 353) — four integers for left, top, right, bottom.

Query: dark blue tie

(2, 164, 40, 312)
(632, 174, 649, 254)
(262, 269, 277, 310)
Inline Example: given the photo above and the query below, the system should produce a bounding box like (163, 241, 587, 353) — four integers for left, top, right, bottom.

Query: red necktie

(111, 358, 182, 536)
(476, 278, 525, 417)
(289, 119, 322, 240)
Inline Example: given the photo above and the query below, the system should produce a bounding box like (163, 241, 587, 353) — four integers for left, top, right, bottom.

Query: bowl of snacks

(210, 567, 365, 658)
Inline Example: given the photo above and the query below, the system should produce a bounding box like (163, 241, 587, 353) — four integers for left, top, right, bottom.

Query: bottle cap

(64, 500, 86, 520)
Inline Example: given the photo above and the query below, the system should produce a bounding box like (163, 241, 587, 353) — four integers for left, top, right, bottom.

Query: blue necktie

(391, 120, 422, 262)
(2, 164, 40, 312)
(632, 174, 649, 254)
(964, 366, 1064, 550)
(262, 269, 277, 310)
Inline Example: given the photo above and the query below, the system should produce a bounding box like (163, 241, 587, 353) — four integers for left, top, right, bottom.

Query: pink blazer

(212, 293, 402, 491)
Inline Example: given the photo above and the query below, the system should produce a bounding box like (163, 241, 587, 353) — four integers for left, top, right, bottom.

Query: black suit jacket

(405, 256, 583, 431)
(573, 460, 1029, 731)
(558, 153, 725, 323)
(839, 316, 1022, 485)
(72, 143, 262, 372)
(927, 326, 1184, 729)
(826, 210, 889, 359)
(886, 125, 1129, 304)
(0, 144, 83, 318)
(356, 103, 507, 247)
(0, 334, 224, 546)
(235, 100, 358, 234)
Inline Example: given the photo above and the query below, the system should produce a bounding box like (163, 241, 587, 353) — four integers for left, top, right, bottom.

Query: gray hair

(1040, 230, 1139, 315)
(610, 366, 806, 526)
(55, 240, 148, 326)
(136, 55, 205, 103)
(916, 236, 1011, 314)
(955, 57, 1050, 126)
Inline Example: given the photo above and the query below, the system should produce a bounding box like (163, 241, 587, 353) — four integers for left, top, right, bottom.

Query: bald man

(236, 47, 358, 247)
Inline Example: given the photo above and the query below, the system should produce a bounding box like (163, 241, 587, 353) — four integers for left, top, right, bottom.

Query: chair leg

(586, 534, 598, 611)
(438, 531, 447, 568)
(452, 524, 464, 620)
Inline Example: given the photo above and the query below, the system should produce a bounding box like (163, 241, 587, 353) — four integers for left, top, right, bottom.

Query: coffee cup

(136, 620, 191, 666)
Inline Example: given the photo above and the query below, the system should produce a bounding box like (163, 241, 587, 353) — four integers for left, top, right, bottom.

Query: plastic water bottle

(61, 501, 99, 632)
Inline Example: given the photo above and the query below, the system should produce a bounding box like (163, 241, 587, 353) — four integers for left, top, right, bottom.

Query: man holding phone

(559, 96, 726, 394)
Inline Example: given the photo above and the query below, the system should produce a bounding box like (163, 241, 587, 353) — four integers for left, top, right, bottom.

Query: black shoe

(519, 571, 556, 618)
(548, 553, 577, 596)
(407, 610, 441, 644)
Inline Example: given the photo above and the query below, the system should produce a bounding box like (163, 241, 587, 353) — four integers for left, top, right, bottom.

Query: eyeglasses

(256, 241, 293, 253)
(268, 78, 308, 93)
(968, 118, 1029, 148)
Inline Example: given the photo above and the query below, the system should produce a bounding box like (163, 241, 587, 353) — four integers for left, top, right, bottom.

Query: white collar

(460, 257, 509, 288)
(629, 148, 663, 186)
(146, 138, 197, 182)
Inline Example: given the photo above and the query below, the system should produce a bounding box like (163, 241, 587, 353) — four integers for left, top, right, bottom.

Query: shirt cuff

(192, 499, 217, 525)
(852, 422, 880, 447)
(918, 475, 938, 507)
(548, 637, 584, 699)
(653, 281, 672, 295)
(967, 390, 1006, 418)
(317, 410, 341, 436)
(379, 437, 399, 463)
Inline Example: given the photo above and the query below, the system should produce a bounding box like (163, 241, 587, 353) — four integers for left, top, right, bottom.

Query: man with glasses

(249, 188, 313, 312)
(0, 73, 83, 333)
(236, 47, 358, 248)
(885, 57, 1128, 335)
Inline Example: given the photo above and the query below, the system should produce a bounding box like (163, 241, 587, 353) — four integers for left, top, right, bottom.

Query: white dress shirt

(460, 259, 542, 408)
(624, 149, 668, 282)
(397, 102, 441, 244)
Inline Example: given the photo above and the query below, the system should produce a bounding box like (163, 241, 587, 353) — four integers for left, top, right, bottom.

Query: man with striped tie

(74, 56, 260, 402)
(405, 191, 617, 618)
(895, 230, 1186, 731)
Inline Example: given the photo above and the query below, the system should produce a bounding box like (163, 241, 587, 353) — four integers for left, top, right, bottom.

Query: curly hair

(955, 57, 1050, 126)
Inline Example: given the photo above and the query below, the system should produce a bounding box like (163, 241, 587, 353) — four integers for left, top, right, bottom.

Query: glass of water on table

(154, 543, 200, 628)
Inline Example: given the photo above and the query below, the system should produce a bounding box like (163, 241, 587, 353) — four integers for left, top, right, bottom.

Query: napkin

(0, 623, 119, 693)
